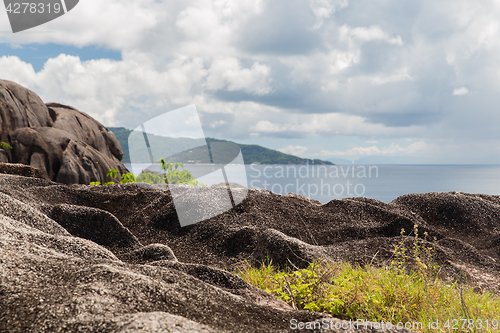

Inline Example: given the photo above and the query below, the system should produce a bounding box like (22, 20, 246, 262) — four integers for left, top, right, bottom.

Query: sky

(1, 0, 500, 164)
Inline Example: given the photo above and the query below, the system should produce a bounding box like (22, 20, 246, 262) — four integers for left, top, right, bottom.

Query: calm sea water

(124, 164, 500, 204)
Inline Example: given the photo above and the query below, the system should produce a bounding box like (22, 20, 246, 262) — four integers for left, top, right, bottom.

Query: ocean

(124, 164, 500, 204)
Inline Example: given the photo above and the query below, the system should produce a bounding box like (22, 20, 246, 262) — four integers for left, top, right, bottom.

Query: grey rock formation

(42, 203, 142, 251)
(1, 169, 500, 331)
(0, 162, 43, 178)
(0, 173, 422, 332)
(0, 79, 127, 184)
(124, 243, 178, 263)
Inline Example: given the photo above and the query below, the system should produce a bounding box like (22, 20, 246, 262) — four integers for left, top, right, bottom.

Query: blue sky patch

(0, 43, 121, 72)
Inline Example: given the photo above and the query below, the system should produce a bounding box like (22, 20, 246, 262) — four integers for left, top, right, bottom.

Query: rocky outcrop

(1, 173, 500, 331)
(0, 174, 358, 333)
(0, 175, 416, 332)
(0, 162, 43, 178)
(0, 79, 127, 184)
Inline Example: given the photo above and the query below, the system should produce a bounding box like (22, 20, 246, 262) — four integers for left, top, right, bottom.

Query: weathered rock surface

(2, 173, 500, 331)
(0, 79, 127, 184)
(0, 162, 43, 178)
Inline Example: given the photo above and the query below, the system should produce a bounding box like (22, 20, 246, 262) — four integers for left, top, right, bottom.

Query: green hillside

(108, 127, 333, 165)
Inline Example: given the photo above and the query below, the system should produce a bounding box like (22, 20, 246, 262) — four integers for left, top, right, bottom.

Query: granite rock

(0, 174, 423, 332)
(0, 79, 127, 184)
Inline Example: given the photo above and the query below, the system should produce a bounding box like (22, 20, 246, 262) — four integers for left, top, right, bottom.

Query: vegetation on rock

(90, 159, 203, 186)
(237, 226, 500, 332)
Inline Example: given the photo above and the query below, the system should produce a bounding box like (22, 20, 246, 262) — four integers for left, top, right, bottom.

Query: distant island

(108, 127, 333, 165)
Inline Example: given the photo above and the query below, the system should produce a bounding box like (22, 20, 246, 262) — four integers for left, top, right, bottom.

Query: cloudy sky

(1, 0, 499, 163)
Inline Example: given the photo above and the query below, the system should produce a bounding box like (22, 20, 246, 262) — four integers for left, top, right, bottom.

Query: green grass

(237, 260, 500, 332)
(236, 227, 500, 332)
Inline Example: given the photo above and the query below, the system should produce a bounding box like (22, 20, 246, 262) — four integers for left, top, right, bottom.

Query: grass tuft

(236, 228, 500, 332)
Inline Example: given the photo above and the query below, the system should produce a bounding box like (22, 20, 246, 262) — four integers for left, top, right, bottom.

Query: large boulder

(0, 79, 127, 184)
(1, 173, 499, 331)
(0, 174, 346, 333)
(0, 162, 43, 178)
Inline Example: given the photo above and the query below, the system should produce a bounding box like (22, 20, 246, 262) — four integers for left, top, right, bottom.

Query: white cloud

(0, 0, 164, 49)
(176, 6, 221, 40)
(251, 112, 422, 137)
(283, 24, 405, 91)
(0, 53, 208, 126)
(453, 87, 469, 95)
(319, 141, 434, 157)
(0, 53, 276, 137)
(309, 0, 348, 28)
(209, 120, 228, 128)
(284, 50, 359, 86)
(309, 0, 348, 20)
(0, 56, 37, 88)
(205, 58, 272, 95)
(354, 67, 414, 86)
(2, 0, 500, 162)
(278, 145, 309, 156)
(340, 25, 403, 45)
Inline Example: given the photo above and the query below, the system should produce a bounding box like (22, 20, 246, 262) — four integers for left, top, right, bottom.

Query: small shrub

(236, 259, 276, 295)
(392, 228, 408, 271)
(89, 162, 203, 186)
(107, 169, 119, 180)
(0, 141, 12, 150)
(391, 225, 439, 278)
(237, 250, 500, 332)
(136, 172, 163, 184)
(119, 172, 136, 183)
(158, 159, 203, 186)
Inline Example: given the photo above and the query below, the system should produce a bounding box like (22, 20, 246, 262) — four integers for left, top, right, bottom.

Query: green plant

(89, 163, 203, 186)
(392, 228, 408, 271)
(136, 172, 164, 184)
(237, 259, 500, 333)
(236, 258, 276, 295)
(391, 225, 439, 278)
(101, 168, 120, 185)
(158, 159, 203, 186)
(118, 172, 136, 183)
(89, 169, 138, 186)
(0, 141, 12, 150)
(107, 169, 119, 179)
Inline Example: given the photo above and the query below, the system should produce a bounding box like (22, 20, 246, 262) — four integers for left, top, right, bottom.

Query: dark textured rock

(42, 203, 142, 251)
(0, 162, 43, 178)
(393, 192, 500, 258)
(124, 243, 178, 263)
(0, 78, 53, 131)
(47, 102, 123, 162)
(0, 177, 332, 333)
(0, 149, 7, 163)
(0, 79, 127, 184)
(0, 174, 422, 332)
(3, 174, 500, 331)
